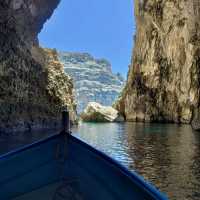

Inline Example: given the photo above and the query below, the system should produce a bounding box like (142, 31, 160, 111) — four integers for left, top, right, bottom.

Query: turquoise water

(73, 122, 200, 200)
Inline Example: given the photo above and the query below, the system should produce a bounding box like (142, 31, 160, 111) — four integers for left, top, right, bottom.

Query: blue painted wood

(0, 134, 168, 200)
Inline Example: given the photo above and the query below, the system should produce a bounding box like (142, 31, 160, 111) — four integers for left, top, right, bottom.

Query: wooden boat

(0, 111, 168, 200)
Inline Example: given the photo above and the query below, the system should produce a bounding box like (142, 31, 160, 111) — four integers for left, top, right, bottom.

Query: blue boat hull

(0, 134, 168, 200)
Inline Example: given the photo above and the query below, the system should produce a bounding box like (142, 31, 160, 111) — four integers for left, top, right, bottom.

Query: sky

(39, 0, 135, 78)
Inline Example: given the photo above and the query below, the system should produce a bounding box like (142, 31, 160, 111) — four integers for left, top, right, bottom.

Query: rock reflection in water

(73, 122, 200, 200)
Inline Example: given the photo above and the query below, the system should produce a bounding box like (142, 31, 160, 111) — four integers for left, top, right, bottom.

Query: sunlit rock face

(81, 102, 124, 122)
(116, 0, 200, 124)
(59, 52, 125, 113)
(0, 0, 76, 133)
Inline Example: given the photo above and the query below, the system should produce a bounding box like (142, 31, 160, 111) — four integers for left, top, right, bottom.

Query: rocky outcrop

(0, 0, 76, 133)
(81, 102, 124, 122)
(191, 111, 200, 131)
(59, 52, 125, 113)
(116, 0, 200, 124)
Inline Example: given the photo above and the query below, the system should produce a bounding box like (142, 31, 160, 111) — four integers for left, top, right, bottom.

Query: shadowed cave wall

(0, 0, 76, 133)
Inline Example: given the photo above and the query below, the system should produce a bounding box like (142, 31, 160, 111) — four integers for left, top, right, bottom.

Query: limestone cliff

(59, 52, 125, 114)
(116, 0, 200, 124)
(0, 0, 76, 133)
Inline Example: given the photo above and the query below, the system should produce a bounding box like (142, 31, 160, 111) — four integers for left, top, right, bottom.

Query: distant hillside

(58, 52, 125, 113)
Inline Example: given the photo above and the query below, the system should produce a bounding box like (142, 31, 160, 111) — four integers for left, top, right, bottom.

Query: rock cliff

(59, 52, 125, 113)
(116, 0, 200, 124)
(0, 0, 76, 133)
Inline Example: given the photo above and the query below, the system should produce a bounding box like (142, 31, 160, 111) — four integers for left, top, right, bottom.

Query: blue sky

(39, 0, 135, 78)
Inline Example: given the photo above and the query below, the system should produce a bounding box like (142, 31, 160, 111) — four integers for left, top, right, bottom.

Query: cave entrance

(39, 0, 135, 114)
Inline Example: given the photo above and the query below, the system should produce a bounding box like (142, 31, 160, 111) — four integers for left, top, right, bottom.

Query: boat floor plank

(12, 180, 84, 200)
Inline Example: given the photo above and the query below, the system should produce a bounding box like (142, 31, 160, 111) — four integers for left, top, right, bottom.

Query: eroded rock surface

(116, 0, 200, 124)
(81, 102, 124, 122)
(59, 52, 125, 114)
(0, 0, 76, 132)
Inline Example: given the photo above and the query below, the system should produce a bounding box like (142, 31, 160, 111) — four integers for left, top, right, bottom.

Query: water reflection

(73, 122, 200, 200)
(0, 129, 58, 155)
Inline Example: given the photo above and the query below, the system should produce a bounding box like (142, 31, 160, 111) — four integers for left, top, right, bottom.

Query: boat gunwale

(0, 133, 168, 200)
(70, 136, 168, 200)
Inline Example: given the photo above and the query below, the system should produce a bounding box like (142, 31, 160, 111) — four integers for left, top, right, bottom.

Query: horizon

(39, 0, 135, 79)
